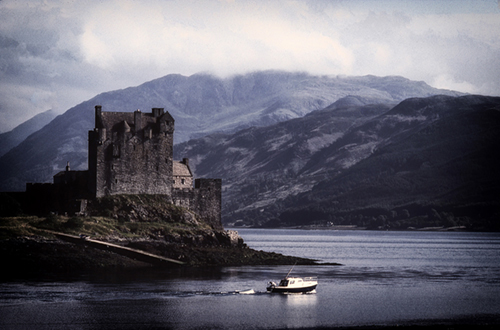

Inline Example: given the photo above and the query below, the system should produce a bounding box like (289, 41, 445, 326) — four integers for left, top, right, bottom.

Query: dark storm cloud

(0, 0, 499, 132)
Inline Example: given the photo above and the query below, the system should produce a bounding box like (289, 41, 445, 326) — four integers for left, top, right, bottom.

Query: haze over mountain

(0, 110, 56, 157)
(0, 71, 461, 192)
(175, 95, 500, 231)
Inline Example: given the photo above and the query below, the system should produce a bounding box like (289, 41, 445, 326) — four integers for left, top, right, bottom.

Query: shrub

(64, 217, 84, 230)
(36, 213, 61, 230)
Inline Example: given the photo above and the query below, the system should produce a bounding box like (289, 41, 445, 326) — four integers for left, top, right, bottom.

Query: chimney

(66, 161, 70, 171)
(182, 158, 189, 166)
(152, 108, 164, 118)
(134, 109, 142, 133)
(95, 105, 102, 127)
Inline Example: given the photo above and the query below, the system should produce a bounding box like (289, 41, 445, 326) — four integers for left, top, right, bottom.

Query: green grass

(0, 214, 210, 241)
(1, 194, 215, 240)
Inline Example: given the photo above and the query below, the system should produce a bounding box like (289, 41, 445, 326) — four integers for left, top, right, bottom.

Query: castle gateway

(26, 106, 222, 229)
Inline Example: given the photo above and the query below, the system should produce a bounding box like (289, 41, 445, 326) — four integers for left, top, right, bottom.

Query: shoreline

(232, 225, 473, 232)
(0, 235, 328, 279)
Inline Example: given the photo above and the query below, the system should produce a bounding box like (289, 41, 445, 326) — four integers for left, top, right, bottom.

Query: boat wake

(166, 289, 264, 297)
(236, 289, 255, 294)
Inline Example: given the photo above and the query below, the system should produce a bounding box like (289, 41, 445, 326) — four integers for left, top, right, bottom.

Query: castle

(25, 106, 222, 229)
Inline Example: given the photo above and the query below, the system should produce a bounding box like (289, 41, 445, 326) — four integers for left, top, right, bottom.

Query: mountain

(279, 95, 500, 230)
(0, 71, 462, 192)
(173, 95, 393, 215)
(174, 95, 500, 231)
(0, 110, 56, 157)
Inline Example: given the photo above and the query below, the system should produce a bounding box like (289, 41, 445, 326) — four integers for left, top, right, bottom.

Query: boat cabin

(279, 278, 303, 287)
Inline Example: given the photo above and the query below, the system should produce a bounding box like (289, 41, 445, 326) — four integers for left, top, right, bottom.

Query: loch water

(1, 229, 500, 329)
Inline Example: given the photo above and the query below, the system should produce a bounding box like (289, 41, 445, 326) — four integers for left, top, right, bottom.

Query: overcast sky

(1, 0, 499, 132)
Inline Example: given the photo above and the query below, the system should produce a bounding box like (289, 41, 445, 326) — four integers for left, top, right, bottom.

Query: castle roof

(173, 161, 192, 177)
(53, 170, 88, 185)
(100, 112, 135, 130)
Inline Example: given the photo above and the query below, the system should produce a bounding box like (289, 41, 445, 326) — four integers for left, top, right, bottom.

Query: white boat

(266, 264, 318, 293)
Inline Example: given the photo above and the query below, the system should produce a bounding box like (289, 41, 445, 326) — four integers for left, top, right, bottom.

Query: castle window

(112, 144, 120, 158)
(181, 179, 185, 185)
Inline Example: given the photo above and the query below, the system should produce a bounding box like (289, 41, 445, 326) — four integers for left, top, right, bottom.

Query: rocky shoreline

(0, 233, 328, 279)
(0, 195, 338, 278)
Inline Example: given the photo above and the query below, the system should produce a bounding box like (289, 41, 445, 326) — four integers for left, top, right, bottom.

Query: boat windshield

(279, 279, 289, 287)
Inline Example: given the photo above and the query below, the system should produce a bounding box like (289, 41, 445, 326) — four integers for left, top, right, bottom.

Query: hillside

(0, 71, 461, 192)
(279, 95, 500, 230)
(174, 95, 393, 219)
(0, 109, 56, 157)
(174, 95, 500, 231)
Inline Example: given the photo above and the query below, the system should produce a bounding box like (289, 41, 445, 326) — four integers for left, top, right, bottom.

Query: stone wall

(25, 179, 89, 216)
(90, 106, 174, 197)
(193, 179, 222, 230)
(171, 179, 222, 230)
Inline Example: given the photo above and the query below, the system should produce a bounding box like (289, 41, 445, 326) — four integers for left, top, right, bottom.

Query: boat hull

(267, 284, 317, 293)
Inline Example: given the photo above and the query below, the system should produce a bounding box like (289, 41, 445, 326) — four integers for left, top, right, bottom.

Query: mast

(285, 262, 297, 279)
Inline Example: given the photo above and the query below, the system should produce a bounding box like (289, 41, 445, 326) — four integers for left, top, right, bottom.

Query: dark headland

(0, 194, 333, 278)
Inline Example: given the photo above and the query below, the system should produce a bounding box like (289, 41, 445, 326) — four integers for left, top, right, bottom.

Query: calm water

(1, 229, 500, 329)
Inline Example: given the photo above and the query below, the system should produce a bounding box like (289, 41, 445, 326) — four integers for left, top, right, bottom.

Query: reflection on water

(281, 291, 318, 306)
(1, 230, 500, 329)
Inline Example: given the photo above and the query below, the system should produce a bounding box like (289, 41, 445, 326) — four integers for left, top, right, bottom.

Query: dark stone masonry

(22, 106, 222, 229)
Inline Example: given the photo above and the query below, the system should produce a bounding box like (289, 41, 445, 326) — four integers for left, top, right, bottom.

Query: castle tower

(89, 106, 175, 197)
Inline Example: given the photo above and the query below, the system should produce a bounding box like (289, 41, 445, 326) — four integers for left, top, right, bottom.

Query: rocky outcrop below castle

(1, 234, 318, 279)
(0, 195, 324, 278)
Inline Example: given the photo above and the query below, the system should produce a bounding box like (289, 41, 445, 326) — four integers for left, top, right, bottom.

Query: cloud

(431, 74, 479, 93)
(79, 0, 354, 76)
(0, 0, 499, 132)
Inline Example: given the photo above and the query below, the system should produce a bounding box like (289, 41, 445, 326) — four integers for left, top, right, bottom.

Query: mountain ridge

(0, 71, 462, 192)
(174, 94, 500, 230)
(0, 109, 57, 157)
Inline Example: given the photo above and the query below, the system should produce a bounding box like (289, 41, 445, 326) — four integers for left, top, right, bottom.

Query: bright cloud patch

(0, 0, 499, 132)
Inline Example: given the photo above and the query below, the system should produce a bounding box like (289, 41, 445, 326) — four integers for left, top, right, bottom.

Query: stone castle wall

(172, 178, 222, 230)
(89, 106, 174, 198)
